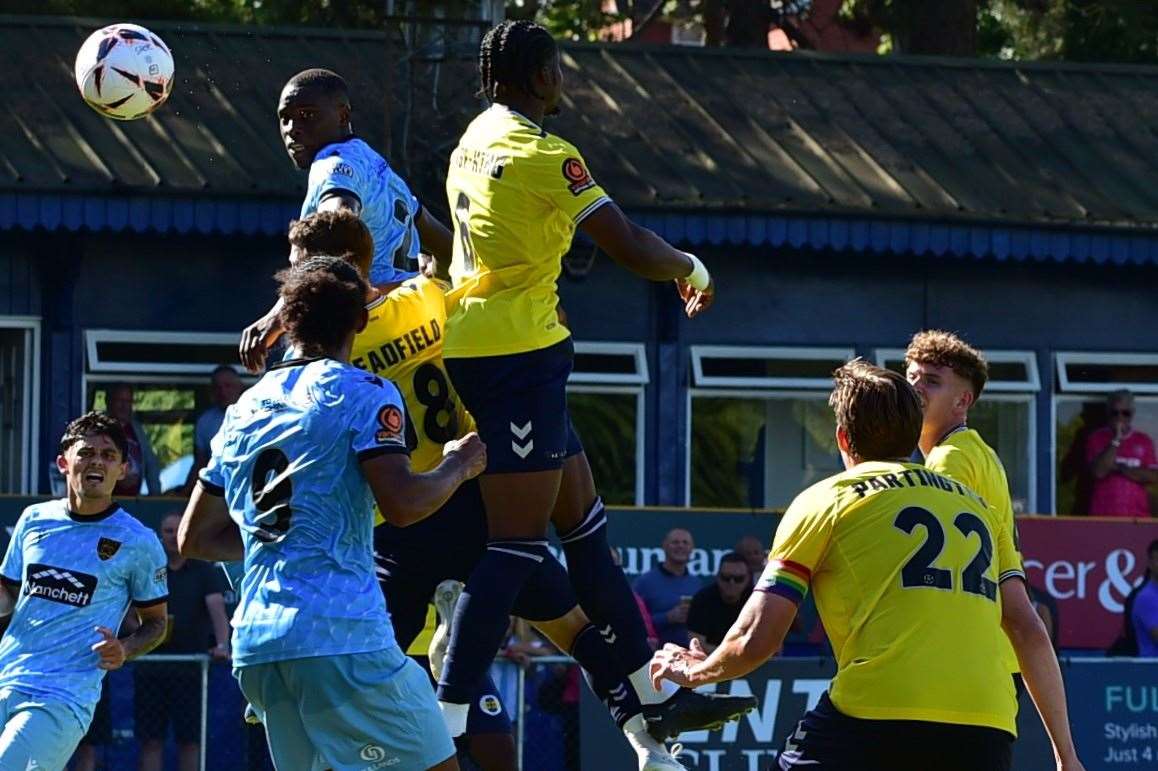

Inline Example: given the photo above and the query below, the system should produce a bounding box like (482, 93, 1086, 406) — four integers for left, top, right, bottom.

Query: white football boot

(624, 724, 688, 770)
(428, 579, 465, 682)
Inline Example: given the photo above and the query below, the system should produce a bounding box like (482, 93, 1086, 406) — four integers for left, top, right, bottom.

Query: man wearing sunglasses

(1087, 390, 1158, 518)
(687, 553, 752, 654)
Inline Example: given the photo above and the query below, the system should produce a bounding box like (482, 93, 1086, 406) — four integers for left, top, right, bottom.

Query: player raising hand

(435, 19, 749, 753)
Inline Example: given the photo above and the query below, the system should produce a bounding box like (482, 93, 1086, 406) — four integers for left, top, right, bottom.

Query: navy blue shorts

(445, 337, 584, 473)
(373, 479, 512, 737)
(779, 692, 1012, 771)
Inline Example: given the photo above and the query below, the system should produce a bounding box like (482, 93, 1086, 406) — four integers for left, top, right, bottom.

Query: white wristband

(683, 252, 711, 291)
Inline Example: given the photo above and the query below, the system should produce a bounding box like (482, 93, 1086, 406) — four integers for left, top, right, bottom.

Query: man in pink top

(1087, 390, 1158, 517)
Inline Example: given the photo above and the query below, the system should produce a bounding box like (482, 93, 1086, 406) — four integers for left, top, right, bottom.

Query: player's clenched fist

(444, 432, 487, 480)
(92, 626, 126, 671)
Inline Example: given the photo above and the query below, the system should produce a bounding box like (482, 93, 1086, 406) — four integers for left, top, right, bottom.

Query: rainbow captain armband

(756, 559, 811, 605)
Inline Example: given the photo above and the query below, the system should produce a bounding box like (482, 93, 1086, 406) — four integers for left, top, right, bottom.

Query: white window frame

(692, 345, 855, 390)
(0, 317, 41, 494)
(85, 329, 242, 375)
(568, 342, 649, 506)
(875, 348, 1041, 393)
(1055, 351, 1158, 395)
(686, 346, 854, 507)
(1051, 351, 1158, 513)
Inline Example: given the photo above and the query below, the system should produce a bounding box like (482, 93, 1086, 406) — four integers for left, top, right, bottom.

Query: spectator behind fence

(1131, 540, 1158, 658)
(1087, 390, 1158, 517)
(135, 512, 231, 771)
(633, 529, 703, 646)
(688, 553, 752, 653)
(105, 383, 162, 496)
(734, 535, 766, 584)
(610, 547, 659, 650)
(183, 365, 244, 494)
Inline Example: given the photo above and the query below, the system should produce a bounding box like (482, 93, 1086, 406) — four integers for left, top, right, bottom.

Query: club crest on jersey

(376, 405, 404, 443)
(479, 694, 503, 716)
(562, 158, 595, 196)
(97, 537, 121, 560)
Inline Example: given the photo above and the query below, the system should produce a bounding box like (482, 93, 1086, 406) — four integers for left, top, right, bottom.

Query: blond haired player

(650, 361, 1084, 771)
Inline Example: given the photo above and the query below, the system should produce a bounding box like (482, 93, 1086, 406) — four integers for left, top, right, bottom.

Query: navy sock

(559, 497, 652, 673)
(570, 624, 642, 729)
(437, 538, 548, 704)
(512, 549, 580, 622)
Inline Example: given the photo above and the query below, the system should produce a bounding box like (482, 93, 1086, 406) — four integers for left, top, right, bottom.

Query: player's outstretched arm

(240, 298, 287, 374)
(178, 482, 244, 562)
(361, 433, 487, 527)
(1001, 579, 1085, 771)
(579, 202, 714, 318)
(650, 590, 793, 690)
(415, 206, 453, 270)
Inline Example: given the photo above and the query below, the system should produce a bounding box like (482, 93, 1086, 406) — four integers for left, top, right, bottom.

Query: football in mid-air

(74, 23, 174, 121)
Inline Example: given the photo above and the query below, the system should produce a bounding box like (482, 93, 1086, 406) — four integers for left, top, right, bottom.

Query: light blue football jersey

(301, 137, 421, 284)
(200, 356, 410, 667)
(0, 501, 167, 727)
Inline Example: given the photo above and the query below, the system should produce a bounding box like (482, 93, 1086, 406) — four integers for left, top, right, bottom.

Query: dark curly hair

(60, 411, 129, 460)
(479, 20, 558, 102)
(288, 211, 374, 278)
(276, 256, 368, 356)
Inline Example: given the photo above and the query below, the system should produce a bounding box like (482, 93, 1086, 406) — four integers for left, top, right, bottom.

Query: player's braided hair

(60, 411, 129, 460)
(478, 20, 558, 102)
(276, 256, 368, 356)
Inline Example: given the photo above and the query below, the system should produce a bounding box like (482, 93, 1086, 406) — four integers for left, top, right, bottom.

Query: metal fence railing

(509, 655, 580, 771)
(76, 652, 582, 770)
(75, 652, 217, 771)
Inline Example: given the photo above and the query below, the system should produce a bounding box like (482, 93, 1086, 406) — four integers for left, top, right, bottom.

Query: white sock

(629, 663, 679, 705)
(438, 700, 469, 737)
(623, 713, 648, 735)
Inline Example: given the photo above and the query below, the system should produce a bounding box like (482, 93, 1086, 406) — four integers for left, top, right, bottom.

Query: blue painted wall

(4, 230, 1157, 508)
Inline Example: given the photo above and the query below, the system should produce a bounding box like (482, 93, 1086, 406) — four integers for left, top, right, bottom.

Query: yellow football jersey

(350, 276, 475, 474)
(407, 605, 437, 657)
(758, 461, 1023, 735)
(443, 104, 611, 359)
(926, 427, 1023, 677)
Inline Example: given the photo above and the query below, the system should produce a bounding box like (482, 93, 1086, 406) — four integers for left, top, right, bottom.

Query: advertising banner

(1, 499, 1157, 649)
(1016, 517, 1158, 649)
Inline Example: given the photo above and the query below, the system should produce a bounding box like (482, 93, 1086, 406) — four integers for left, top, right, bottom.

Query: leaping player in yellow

(433, 17, 754, 756)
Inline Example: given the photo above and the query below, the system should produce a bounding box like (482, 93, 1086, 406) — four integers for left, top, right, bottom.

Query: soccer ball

(74, 23, 174, 121)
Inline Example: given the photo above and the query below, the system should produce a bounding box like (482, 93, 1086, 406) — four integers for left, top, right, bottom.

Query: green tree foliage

(843, 0, 1158, 62)
(4, 0, 386, 26)
(11, 0, 1158, 62)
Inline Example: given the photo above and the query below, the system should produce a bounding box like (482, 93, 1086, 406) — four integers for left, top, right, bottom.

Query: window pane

(691, 397, 839, 509)
(90, 383, 197, 494)
(0, 329, 27, 493)
(1056, 396, 1158, 515)
(969, 400, 1032, 513)
(567, 391, 637, 505)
